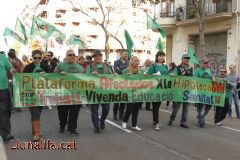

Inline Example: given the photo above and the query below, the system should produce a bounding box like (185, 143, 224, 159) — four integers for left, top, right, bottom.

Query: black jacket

(23, 62, 50, 73)
(41, 60, 57, 73)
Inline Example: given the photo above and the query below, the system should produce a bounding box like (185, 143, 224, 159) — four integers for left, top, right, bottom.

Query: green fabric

(3, 27, 26, 45)
(70, 35, 86, 49)
(187, 48, 200, 65)
(194, 68, 212, 79)
(55, 62, 83, 73)
(86, 64, 112, 74)
(122, 68, 145, 75)
(31, 15, 55, 40)
(15, 18, 27, 43)
(51, 29, 66, 44)
(0, 54, 13, 90)
(13, 74, 226, 107)
(33, 65, 43, 73)
(156, 37, 164, 51)
(124, 30, 134, 58)
(147, 14, 167, 38)
(147, 63, 169, 75)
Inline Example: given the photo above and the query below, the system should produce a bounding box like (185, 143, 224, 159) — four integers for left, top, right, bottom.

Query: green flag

(15, 18, 27, 43)
(3, 27, 26, 45)
(51, 29, 66, 44)
(70, 35, 86, 49)
(156, 37, 164, 51)
(147, 14, 167, 38)
(187, 48, 200, 65)
(124, 30, 134, 58)
(31, 15, 55, 40)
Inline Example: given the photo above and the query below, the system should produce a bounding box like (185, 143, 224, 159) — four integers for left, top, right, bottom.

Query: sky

(0, 0, 38, 51)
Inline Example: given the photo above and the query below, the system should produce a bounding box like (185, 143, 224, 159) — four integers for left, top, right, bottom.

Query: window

(72, 22, 80, 26)
(55, 9, 66, 18)
(155, 0, 175, 18)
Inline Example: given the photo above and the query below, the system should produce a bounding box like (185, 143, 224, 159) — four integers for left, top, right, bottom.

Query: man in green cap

(168, 54, 193, 128)
(194, 59, 215, 128)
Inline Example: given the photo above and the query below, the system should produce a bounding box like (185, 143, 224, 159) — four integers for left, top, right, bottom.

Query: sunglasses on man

(33, 57, 42, 60)
(67, 54, 75, 57)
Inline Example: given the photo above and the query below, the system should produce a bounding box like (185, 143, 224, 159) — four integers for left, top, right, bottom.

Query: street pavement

(3, 103, 240, 160)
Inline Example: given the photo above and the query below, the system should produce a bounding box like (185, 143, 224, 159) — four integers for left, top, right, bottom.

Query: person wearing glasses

(214, 68, 231, 126)
(168, 54, 193, 129)
(41, 51, 57, 73)
(41, 51, 58, 110)
(194, 59, 215, 128)
(54, 50, 83, 136)
(23, 50, 50, 142)
(86, 49, 112, 133)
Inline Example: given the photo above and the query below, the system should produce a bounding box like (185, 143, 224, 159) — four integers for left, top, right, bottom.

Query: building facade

(20, 0, 157, 64)
(155, 0, 239, 74)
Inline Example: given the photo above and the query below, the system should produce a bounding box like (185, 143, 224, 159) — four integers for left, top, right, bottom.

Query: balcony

(154, 11, 177, 30)
(176, 0, 233, 26)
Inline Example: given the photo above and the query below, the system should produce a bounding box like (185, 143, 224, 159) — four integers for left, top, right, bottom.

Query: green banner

(13, 73, 225, 108)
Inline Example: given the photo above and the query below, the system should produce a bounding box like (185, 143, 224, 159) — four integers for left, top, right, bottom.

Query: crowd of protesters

(0, 48, 240, 143)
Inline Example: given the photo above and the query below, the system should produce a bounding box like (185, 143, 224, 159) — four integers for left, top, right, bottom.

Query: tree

(192, 0, 206, 56)
(69, 0, 124, 60)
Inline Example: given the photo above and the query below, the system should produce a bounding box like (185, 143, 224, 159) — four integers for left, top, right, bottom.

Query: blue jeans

(196, 104, 212, 126)
(0, 89, 12, 138)
(91, 104, 110, 128)
(229, 91, 240, 118)
(170, 102, 189, 125)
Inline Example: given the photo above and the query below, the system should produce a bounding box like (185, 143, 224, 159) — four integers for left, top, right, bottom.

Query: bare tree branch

(108, 19, 125, 49)
(96, 0, 106, 26)
(105, 8, 111, 29)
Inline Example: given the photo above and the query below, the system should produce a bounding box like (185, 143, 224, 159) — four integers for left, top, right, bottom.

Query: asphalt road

(3, 103, 240, 160)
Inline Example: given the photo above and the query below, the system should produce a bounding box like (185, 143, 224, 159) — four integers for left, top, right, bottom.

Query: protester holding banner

(194, 59, 215, 128)
(122, 56, 144, 131)
(54, 50, 83, 136)
(86, 49, 112, 133)
(113, 50, 129, 121)
(227, 65, 240, 119)
(0, 53, 16, 142)
(168, 54, 193, 128)
(147, 51, 169, 131)
(215, 68, 230, 126)
(23, 49, 49, 142)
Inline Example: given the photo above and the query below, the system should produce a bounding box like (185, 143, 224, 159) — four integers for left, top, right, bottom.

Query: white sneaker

(216, 121, 223, 126)
(48, 106, 53, 110)
(122, 122, 127, 129)
(132, 126, 142, 131)
(155, 123, 161, 131)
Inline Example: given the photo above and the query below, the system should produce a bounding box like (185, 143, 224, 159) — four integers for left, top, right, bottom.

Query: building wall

(195, 32, 227, 76)
(171, 19, 232, 66)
